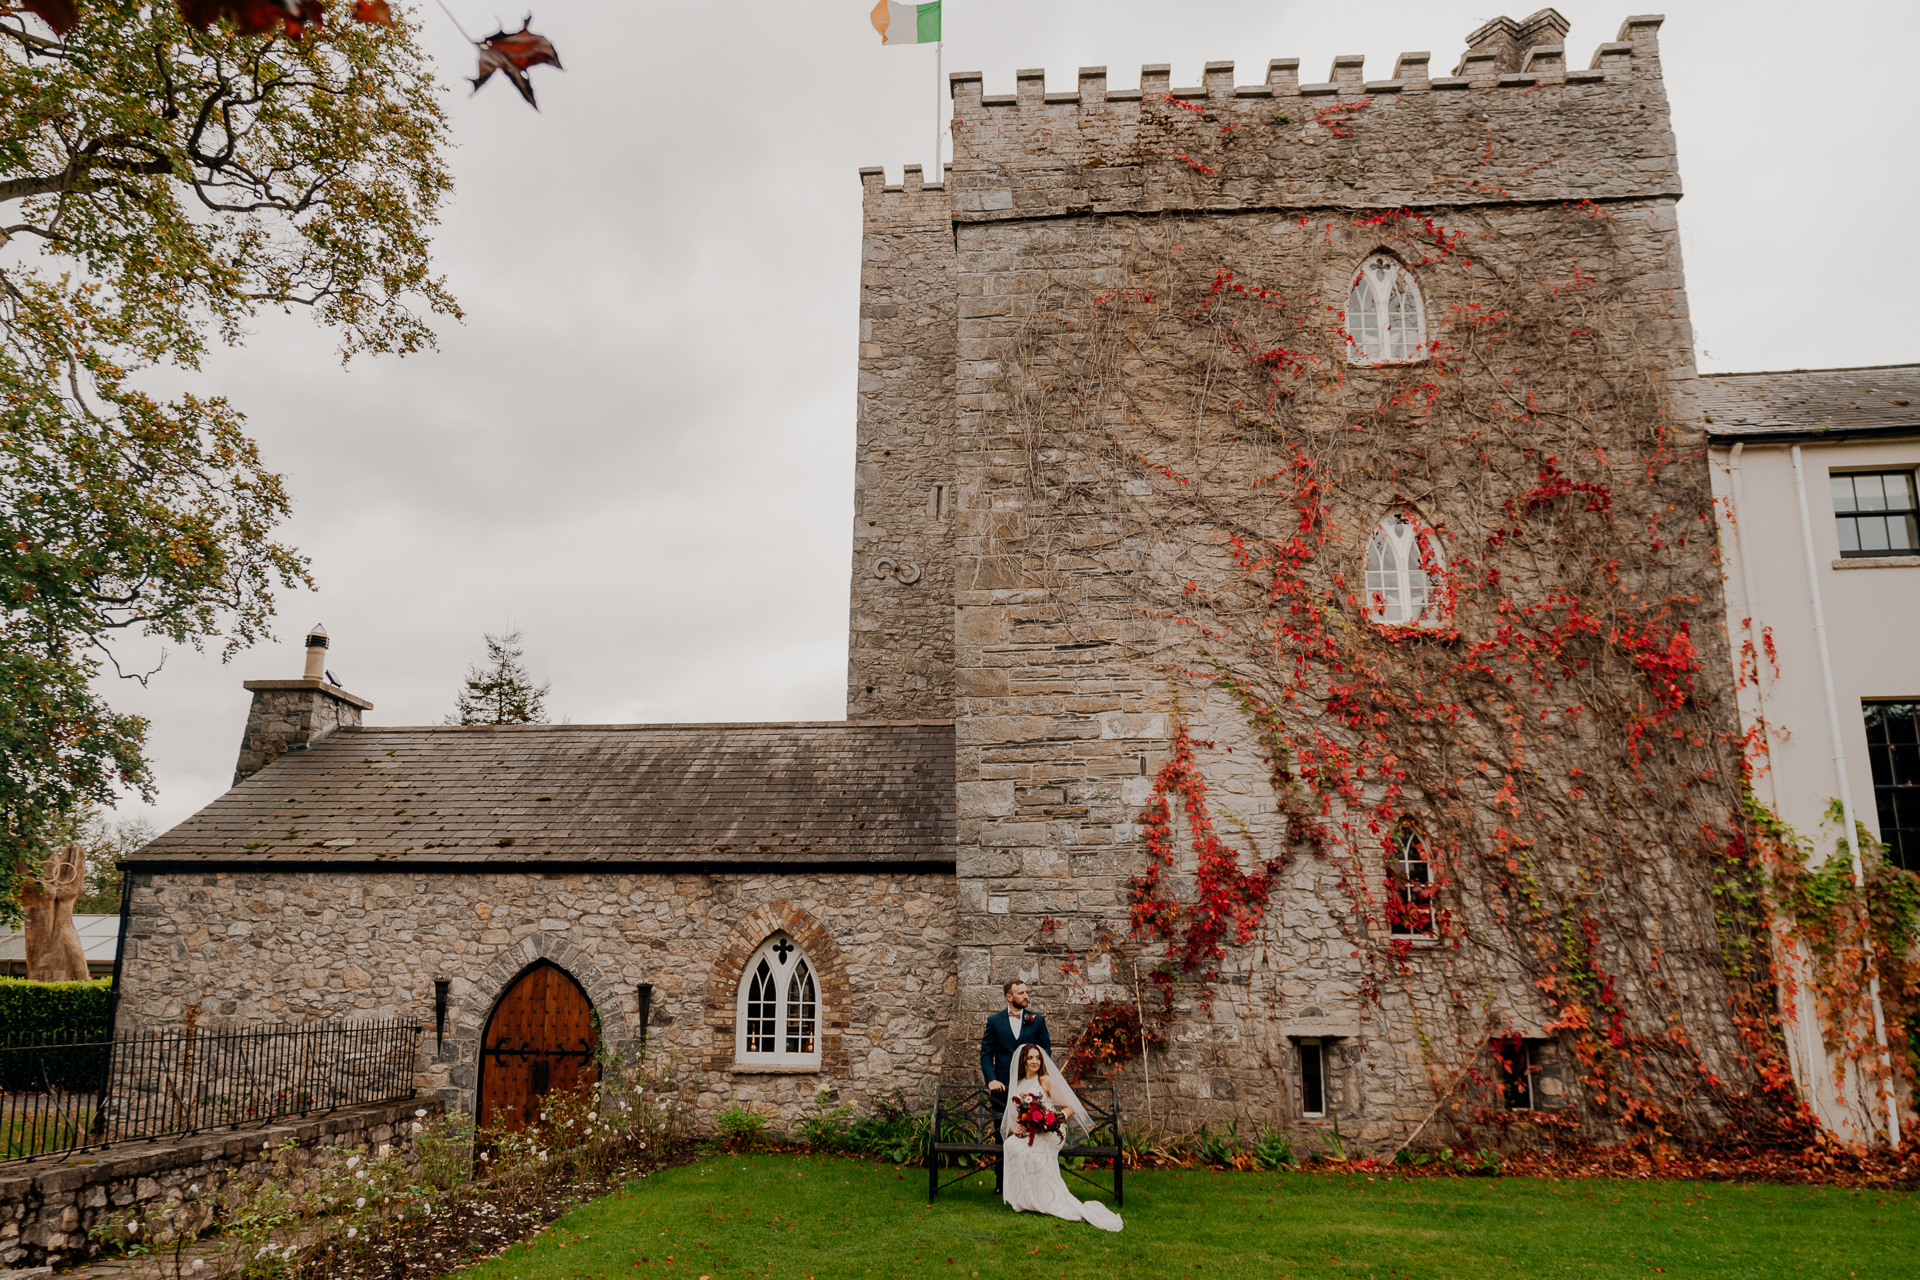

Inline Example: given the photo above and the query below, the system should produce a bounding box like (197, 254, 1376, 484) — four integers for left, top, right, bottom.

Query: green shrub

(1251, 1124, 1294, 1170)
(1197, 1120, 1240, 1168)
(715, 1102, 767, 1150)
(793, 1089, 854, 1152)
(0, 977, 111, 1091)
(848, 1090, 927, 1164)
(0, 976, 111, 1040)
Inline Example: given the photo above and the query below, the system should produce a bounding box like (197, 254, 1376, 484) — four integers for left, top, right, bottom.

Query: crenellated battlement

(859, 163, 954, 234)
(916, 12, 1674, 224)
(947, 14, 1661, 111)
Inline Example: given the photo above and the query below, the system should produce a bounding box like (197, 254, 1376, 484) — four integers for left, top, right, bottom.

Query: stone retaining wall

(0, 1096, 441, 1271)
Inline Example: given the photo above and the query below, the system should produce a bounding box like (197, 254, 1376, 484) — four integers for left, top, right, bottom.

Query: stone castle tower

(847, 12, 1788, 1149)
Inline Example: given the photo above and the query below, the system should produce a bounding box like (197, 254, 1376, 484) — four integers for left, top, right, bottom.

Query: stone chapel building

(115, 11, 1909, 1152)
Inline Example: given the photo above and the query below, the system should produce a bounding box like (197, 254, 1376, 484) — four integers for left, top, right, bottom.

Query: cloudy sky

(102, 0, 1920, 834)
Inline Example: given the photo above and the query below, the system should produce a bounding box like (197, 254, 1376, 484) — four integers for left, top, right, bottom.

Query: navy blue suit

(979, 1007, 1052, 1089)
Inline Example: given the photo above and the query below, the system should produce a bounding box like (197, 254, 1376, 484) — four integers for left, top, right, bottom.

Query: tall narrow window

(1832, 471, 1920, 557)
(1345, 255, 1427, 365)
(1364, 515, 1446, 627)
(1863, 701, 1920, 871)
(784, 960, 817, 1055)
(1387, 825, 1436, 938)
(744, 958, 779, 1053)
(1298, 1039, 1325, 1117)
(736, 934, 823, 1068)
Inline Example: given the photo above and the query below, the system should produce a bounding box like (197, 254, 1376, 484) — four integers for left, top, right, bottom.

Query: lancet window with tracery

(1345, 254, 1427, 364)
(736, 933, 821, 1067)
(1363, 514, 1447, 628)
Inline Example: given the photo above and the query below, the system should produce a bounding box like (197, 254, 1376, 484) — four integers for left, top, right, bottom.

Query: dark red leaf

(351, 0, 393, 23)
(471, 17, 562, 108)
(21, 0, 78, 35)
(176, 0, 324, 37)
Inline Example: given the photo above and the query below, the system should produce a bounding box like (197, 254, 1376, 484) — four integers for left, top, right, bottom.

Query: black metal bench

(926, 1082, 1123, 1208)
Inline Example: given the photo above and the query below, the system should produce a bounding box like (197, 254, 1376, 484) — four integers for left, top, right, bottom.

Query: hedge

(0, 977, 112, 1091)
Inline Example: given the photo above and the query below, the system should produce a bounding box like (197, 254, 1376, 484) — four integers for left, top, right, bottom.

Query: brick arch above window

(704, 901, 851, 1075)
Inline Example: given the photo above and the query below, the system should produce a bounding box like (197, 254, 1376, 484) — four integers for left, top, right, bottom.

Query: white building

(1705, 363, 1919, 1145)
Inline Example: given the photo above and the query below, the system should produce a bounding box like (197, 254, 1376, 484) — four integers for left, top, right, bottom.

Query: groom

(980, 979, 1052, 1095)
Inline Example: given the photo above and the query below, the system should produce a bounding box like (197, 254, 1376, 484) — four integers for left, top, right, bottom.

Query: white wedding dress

(1000, 1052, 1124, 1232)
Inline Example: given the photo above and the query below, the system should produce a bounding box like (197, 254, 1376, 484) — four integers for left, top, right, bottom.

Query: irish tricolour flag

(870, 0, 940, 44)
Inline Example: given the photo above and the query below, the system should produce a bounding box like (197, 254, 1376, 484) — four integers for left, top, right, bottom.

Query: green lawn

(449, 1153, 1915, 1280)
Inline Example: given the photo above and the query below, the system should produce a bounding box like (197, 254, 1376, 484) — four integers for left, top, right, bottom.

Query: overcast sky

(100, 0, 1920, 835)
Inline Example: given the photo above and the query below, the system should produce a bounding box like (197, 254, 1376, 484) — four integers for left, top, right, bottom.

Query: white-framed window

(735, 933, 821, 1068)
(1364, 514, 1446, 627)
(1345, 254, 1427, 364)
(1387, 825, 1436, 939)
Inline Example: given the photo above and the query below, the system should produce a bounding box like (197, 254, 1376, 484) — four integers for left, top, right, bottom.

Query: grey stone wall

(846, 165, 957, 721)
(922, 14, 1748, 1152)
(0, 1097, 440, 1271)
(233, 681, 369, 786)
(116, 869, 955, 1132)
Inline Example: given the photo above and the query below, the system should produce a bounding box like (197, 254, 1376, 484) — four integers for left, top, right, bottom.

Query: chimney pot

(303, 623, 329, 679)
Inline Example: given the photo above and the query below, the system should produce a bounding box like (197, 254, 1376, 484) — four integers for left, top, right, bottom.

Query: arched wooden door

(478, 961, 600, 1133)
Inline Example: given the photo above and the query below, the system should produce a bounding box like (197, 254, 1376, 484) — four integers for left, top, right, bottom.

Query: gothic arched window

(1387, 824, 1436, 939)
(1364, 514, 1447, 627)
(1345, 254, 1427, 365)
(736, 933, 821, 1068)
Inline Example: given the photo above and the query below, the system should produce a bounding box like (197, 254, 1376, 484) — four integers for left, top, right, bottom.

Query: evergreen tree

(451, 629, 551, 725)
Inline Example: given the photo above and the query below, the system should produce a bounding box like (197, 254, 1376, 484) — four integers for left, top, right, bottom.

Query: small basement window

(1493, 1035, 1542, 1110)
(1299, 1038, 1326, 1117)
(1832, 470, 1920, 557)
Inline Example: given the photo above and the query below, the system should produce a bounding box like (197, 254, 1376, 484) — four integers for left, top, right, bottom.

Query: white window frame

(1345, 254, 1428, 365)
(1364, 514, 1446, 628)
(1388, 826, 1437, 940)
(734, 933, 822, 1069)
(1297, 1038, 1326, 1117)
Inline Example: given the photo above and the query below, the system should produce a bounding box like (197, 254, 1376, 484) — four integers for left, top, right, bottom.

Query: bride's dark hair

(1018, 1044, 1048, 1079)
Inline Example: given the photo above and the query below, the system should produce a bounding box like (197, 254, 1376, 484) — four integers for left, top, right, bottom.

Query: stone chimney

(1455, 7, 1571, 74)
(232, 623, 374, 787)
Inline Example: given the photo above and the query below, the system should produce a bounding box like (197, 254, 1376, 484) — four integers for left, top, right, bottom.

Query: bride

(1000, 1044, 1124, 1231)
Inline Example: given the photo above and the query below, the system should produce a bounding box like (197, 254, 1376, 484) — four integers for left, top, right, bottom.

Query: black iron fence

(1, 1020, 420, 1163)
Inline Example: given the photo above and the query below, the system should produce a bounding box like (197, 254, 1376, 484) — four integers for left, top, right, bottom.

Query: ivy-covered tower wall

(925, 13, 1804, 1152)
(847, 165, 957, 721)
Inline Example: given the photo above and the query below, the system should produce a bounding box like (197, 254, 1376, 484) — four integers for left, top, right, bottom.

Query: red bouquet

(1017, 1098, 1065, 1146)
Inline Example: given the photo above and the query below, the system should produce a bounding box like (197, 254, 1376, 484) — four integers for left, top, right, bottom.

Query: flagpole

(935, 39, 943, 178)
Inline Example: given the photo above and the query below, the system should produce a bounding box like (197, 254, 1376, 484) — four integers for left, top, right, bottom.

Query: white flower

(355, 1197, 366, 1209)
(587, 1112, 596, 1121)
(411, 1123, 423, 1133)
(191, 1260, 204, 1270)
(127, 1222, 140, 1236)
(355, 1169, 367, 1179)
(414, 1108, 427, 1118)
(345, 1155, 360, 1169)
(346, 1228, 357, 1239)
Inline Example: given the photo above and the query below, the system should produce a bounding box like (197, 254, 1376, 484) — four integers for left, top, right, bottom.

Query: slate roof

(129, 722, 955, 868)
(1699, 364, 1920, 438)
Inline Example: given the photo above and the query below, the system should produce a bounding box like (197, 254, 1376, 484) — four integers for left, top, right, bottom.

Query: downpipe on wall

(1789, 442, 1902, 1146)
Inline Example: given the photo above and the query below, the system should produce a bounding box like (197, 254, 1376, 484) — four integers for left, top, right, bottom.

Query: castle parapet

(934, 12, 1671, 223)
